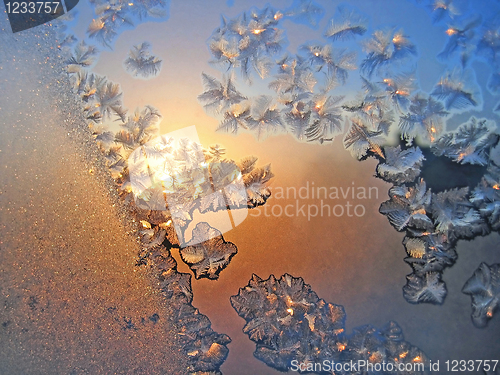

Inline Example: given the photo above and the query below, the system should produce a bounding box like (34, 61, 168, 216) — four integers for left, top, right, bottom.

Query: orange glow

(252, 29, 265, 35)
(274, 11, 283, 20)
(314, 52, 320, 56)
(392, 34, 403, 44)
(446, 28, 457, 36)
(413, 356, 422, 362)
(493, 184, 500, 190)
(286, 308, 294, 315)
(400, 351, 408, 358)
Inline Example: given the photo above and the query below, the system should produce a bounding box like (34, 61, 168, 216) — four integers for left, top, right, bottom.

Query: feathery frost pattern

(124, 42, 162, 78)
(431, 68, 480, 111)
(379, 179, 433, 232)
(198, 73, 247, 114)
(197, 1, 500, 313)
(87, 0, 170, 48)
(399, 94, 448, 144)
(360, 29, 417, 78)
(343, 117, 385, 160)
(324, 5, 368, 42)
(58, 24, 279, 372)
(431, 117, 499, 166)
(232, 274, 427, 373)
(376, 146, 425, 185)
(470, 163, 500, 230)
(201, 4, 368, 143)
(403, 272, 447, 304)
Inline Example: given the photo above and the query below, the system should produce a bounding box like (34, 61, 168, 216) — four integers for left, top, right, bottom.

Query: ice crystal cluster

(86, 0, 170, 48)
(200, 3, 367, 142)
(124, 42, 162, 78)
(232, 274, 428, 373)
(201, 2, 500, 311)
(59, 29, 274, 372)
(462, 262, 500, 328)
(377, 118, 499, 305)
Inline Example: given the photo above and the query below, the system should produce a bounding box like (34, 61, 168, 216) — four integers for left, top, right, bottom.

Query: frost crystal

(65, 41, 99, 71)
(399, 94, 448, 144)
(379, 179, 433, 232)
(243, 163, 274, 207)
(246, 95, 285, 140)
(431, 117, 499, 166)
(87, 0, 169, 48)
(361, 28, 417, 78)
(462, 262, 500, 328)
(470, 163, 500, 230)
(376, 146, 425, 185)
(341, 321, 427, 372)
(284, 0, 324, 28)
(380, 71, 416, 112)
(403, 233, 457, 275)
(431, 0, 462, 23)
(181, 223, 238, 280)
(437, 16, 482, 65)
(342, 78, 395, 134)
(232, 274, 427, 373)
(124, 42, 162, 78)
(299, 43, 357, 84)
(324, 5, 368, 42)
(304, 95, 344, 143)
(477, 14, 500, 67)
(431, 69, 480, 111)
(198, 73, 247, 114)
(430, 188, 487, 239)
(403, 272, 447, 304)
